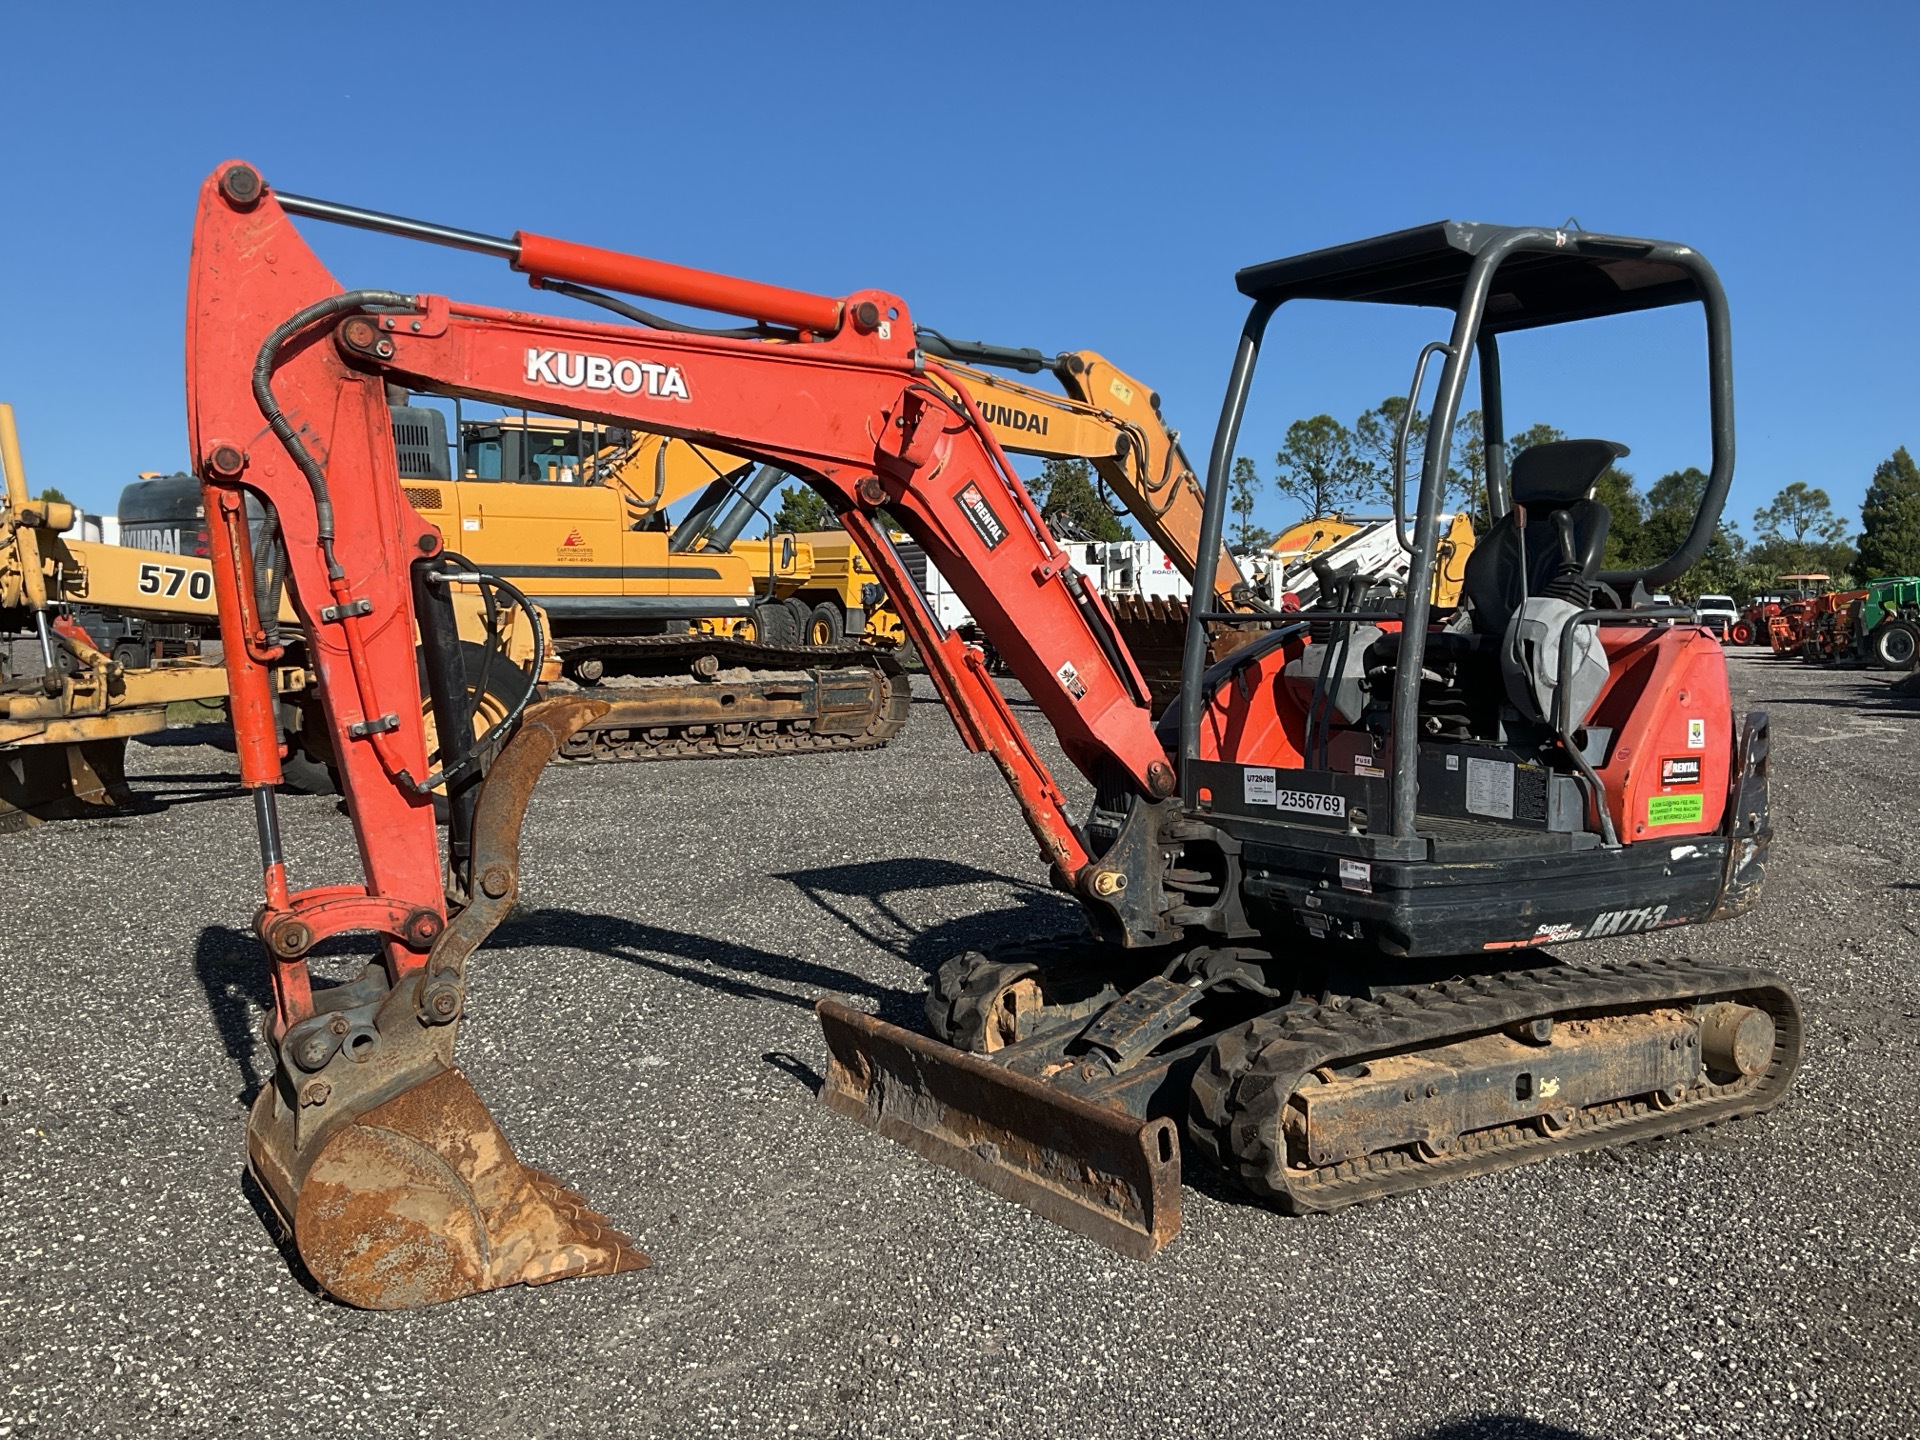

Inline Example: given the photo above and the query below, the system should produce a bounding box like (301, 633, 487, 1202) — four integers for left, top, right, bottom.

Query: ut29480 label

(1241, 767, 1345, 818)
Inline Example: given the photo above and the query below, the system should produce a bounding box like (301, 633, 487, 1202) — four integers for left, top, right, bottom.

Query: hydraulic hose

(416, 569, 546, 794)
(252, 288, 415, 579)
(533, 277, 798, 341)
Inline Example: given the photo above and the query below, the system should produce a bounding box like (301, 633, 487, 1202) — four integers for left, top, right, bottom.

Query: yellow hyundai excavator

(726, 339, 1269, 701)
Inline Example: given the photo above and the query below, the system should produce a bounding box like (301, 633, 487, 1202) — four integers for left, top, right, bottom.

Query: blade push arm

(186, 164, 1176, 994)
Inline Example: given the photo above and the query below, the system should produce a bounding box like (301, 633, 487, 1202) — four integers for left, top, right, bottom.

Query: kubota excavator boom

(186, 162, 1181, 1307)
(188, 165, 1799, 1310)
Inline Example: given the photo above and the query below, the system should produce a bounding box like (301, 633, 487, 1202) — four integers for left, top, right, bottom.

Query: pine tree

(1751, 480, 1852, 581)
(771, 482, 837, 533)
(1352, 396, 1423, 510)
(1273, 415, 1364, 519)
(1228, 456, 1271, 550)
(1031, 458, 1128, 542)
(1857, 447, 1920, 579)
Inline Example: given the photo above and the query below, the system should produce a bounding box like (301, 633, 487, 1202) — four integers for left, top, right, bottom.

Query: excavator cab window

(459, 420, 617, 485)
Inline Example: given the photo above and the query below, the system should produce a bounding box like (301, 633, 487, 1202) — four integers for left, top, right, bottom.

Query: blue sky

(4, 2, 1913, 544)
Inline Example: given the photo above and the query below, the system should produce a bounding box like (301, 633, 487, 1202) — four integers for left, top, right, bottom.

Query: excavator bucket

(817, 999, 1180, 1259)
(251, 1066, 647, 1309)
(246, 697, 648, 1308)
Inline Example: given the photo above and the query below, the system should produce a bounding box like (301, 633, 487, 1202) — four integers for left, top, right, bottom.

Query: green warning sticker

(1647, 793, 1705, 826)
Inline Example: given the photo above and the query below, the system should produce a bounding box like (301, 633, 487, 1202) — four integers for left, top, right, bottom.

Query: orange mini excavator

(185, 164, 1798, 1308)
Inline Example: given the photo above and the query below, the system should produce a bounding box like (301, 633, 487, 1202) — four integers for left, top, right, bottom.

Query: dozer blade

(254, 1066, 647, 1310)
(248, 695, 649, 1309)
(816, 999, 1180, 1259)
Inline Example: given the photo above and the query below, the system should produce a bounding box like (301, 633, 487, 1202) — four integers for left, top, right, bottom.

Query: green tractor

(1855, 577, 1920, 670)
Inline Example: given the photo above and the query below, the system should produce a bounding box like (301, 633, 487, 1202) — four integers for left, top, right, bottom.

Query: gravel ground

(2, 650, 1917, 1438)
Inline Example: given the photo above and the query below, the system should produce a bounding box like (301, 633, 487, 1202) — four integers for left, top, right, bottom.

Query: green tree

(1591, 464, 1645, 572)
(1755, 481, 1847, 548)
(1353, 396, 1424, 510)
(1274, 414, 1364, 520)
(1640, 467, 1749, 598)
(1856, 447, 1920, 579)
(37, 486, 69, 505)
(1228, 455, 1271, 550)
(1642, 467, 1710, 559)
(1751, 480, 1852, 581)
(1451, 409, 1489, 528)
(770, 482, 837, 533)
(1507, 422, 1567, 458)
(1031, 457, 1128, 542)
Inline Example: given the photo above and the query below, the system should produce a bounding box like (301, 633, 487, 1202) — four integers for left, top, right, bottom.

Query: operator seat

(1366, 439, 1624, 740)
(1462, 439, 1623, 632)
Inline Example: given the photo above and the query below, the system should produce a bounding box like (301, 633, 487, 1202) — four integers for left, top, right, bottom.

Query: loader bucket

(816, 999, 1180, 1259)
(246, 695, 648, 1309)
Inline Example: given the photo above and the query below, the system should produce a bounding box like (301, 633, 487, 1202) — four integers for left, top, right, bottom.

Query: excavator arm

(185, 162, 1182, 1307)
(929, 349, 1251, 614)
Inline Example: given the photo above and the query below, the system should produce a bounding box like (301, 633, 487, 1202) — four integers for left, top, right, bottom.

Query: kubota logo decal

(525, 348, 691, 401)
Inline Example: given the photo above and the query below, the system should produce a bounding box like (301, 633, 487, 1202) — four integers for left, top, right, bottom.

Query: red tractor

(1732, 588, 1793, 645)
(1766, 574, 1833, 655)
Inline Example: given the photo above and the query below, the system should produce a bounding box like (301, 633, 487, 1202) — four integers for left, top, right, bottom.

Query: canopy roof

(1234, 222, 1704, 333)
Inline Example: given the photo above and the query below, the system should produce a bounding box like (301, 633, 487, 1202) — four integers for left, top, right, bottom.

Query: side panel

(1591, 627, 1731, 840)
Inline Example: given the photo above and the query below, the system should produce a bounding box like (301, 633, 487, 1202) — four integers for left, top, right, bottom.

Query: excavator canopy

(1234, 221, 1705, 332)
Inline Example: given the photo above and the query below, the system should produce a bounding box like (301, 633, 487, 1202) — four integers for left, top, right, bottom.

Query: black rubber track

(1187, 953, 1802, 1213)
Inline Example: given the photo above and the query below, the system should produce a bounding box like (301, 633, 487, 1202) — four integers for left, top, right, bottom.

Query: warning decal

(1648, 793, 1705, 826)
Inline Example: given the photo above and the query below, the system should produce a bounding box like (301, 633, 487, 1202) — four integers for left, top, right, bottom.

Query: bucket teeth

(277, 1069, 648, 1310)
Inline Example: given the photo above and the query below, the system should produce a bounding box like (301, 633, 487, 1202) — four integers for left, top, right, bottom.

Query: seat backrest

(1461, 439, 1625, 635)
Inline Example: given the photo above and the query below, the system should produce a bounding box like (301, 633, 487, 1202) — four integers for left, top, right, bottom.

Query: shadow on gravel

(763, 1049, 824, 1093)
(502, 860, 1078, 1028)
(1756, 683, 1920, 713)
(195, 925, 274, 1102)
(773, 857, 1079, 977)
(500, 908, 925, 1020)
(122, 772, 250, 811)
(133, 721, 237, 750)
(1403, 1420, 1595, 1440)
(193, 924, 377, 1103)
